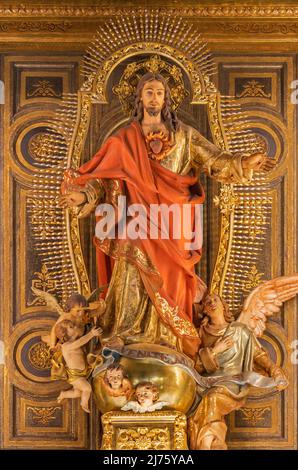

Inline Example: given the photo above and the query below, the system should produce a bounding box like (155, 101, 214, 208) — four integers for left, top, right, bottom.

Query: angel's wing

(31, 287, 64, 316)
(238, 274, 298, 337)
(86, 285, 109, 303)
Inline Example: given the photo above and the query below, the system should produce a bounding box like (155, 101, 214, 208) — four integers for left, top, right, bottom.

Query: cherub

(54, 319, 102, 413)
(31, 287, 106, 349)
(188, 274, 298, 450)
(121, 381, 169, 413)
(101, 364, 133, 399)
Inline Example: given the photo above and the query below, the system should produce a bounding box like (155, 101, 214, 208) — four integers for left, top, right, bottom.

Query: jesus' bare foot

(81, 405, 90, 413)
(57, 392, 65, 403)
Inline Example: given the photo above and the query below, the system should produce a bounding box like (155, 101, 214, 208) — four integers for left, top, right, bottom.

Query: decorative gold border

(1, 4, 298, 18)
(1, 7, 297, 452)
(229, 72, 277, 107)
(20, 71, 69, 107)
(101, 410, 188, 450)
(228, 398, 279, 436)
(19, 397, 66, 434)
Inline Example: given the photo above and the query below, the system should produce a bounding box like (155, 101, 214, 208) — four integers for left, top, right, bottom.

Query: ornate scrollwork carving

(243, 265, 264, 292)
(28, 133, 54, 161)
(29, 264, 57, 307)
(1, 5, 298, 19)
(27, 406, 61, 425)
(0, 21, 72, 32)
(211, 185, 239, 295)
(28, 342, 52, 370)
(117, 427, 170, 450)
(216, 22, 298, 35)
(236, 80, 271, 99)
(101, 411, 188, 450)
(239, 407, 271, 426)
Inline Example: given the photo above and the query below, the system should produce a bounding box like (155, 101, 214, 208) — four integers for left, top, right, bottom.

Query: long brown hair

(200, 292, 235, 324)
(131, 72, 180, 133)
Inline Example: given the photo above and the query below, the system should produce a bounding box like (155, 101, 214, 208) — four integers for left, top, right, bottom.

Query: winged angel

(189, 275, 298, 450)
(31, 287, 105, 411)
(31, 287, 106, 349)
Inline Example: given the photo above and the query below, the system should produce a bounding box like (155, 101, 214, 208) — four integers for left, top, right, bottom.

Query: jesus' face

(141, 80, 165, 117)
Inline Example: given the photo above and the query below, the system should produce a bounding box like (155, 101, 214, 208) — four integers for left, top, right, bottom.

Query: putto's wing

(86, 285, 109, 303)
(238, 274, 298, 337)
(31, 287, 64, 316)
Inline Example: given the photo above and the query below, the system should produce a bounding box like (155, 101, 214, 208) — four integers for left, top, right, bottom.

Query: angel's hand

(91, 327, 103, 338)
(272, 367, 289, 391)
(59, 191, 86, 208)
(88, 299, 106, 315)
(242, 153, 276, 172)
(212, 337, 234, 355)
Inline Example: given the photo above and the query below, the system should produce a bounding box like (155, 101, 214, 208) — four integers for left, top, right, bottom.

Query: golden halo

(113, 55, 189, 116)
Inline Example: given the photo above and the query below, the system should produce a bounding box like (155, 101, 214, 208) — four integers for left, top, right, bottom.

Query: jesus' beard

(145, 106, 161, 117)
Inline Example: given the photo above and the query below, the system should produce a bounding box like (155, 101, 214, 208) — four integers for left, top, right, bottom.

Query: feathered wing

(31, 287, 64, 316)
(86, 285, 109, 303)
(238, 274, 298, 337)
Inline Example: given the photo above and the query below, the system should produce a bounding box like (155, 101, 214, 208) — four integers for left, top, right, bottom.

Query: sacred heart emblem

(145, 130, 173, 161)
(149, 139, 163, 154)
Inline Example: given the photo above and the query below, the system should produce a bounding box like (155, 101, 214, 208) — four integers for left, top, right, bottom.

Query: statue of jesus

(60, 72, 274, 358)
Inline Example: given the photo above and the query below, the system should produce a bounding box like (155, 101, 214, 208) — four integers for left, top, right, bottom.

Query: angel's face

(203, 293, 224, 319)
(135, 386, 155, 407)
(65, 323, 81, 341)
(70, 303, 86, 318)
(106, 369, 124, 390)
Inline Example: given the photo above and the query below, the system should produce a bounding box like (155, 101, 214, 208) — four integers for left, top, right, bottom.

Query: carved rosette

(28, 133, 54, 161)
(117, 427, 170, 450)
(28, 342, 52, 370)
